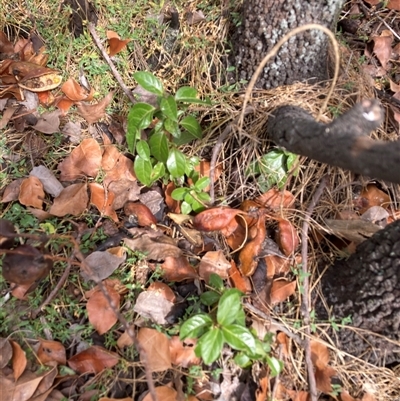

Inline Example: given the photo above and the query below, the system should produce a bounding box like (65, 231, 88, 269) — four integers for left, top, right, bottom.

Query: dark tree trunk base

(315, 220, 400, 365)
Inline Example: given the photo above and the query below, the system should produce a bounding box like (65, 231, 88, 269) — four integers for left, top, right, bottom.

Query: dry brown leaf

(124, 235, 182, 261)
(161, 256, 199, 281)
(32, 110, 61, 134)
(36, 339, 66, 366)
(276, 332, 290, 359)
(58, 138, 102, 181)
(0, 370, 45, 401)
(388, 0, 400, 10)
(354, 184, 391, 214)
(10, 340, 27, 381)
(228, 260, 252, 293)
(1, 178, 23, 203)
(276, 218, 299, 256)
(86, 279, 121, 335)
(193, 207, 243, 231)
(124, 201, 157, 226)
(89, 182, 118, 222)
(340, 390, 359, 401)
(107, 30, 131, 57)
(169, 336, 201, 368)
(61, 77, 93, 101)
(134, 290, 174, 324)
(238, 213, 266, 276)
(19, 176, 45, 209)
(164, 181, 180, 213)
(0, 106, 17, 130)
(67, 345, 119, 374)
(137, 328, 172, 372)
(372, 34, 392, 70)
(117, 327, 135, 349)
(49, 183, 88, 217)
(362, 394, 377, 401)
(148, 282, 176, 303)
(76, 91, 114, 124)
(256, 188, 295, 209)
(199, 250, 231, 283)
(270, 279, 296, 305)
(0, 338, 13, 368)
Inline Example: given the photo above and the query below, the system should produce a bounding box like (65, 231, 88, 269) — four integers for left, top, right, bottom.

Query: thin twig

(87, 23, 136, 104)
(300, 175, 328, 401)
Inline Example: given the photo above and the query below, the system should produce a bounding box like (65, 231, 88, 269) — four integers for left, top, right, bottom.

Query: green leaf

(191, 199, 205, 213)
(134, 156, 153, 187)
(160, 95, 178, 122)
(127, 103, 155, 130)
(180, 201, 192, 215)
(149, 132, 169, 163)
(200, 291, 221, 306)
(180, 115, 202, 139)
(133, 71, 164, 96)
(209, 273, 224, 292)
(217, 289, 243, 326)
(195, 327, 224, 365)
(164, 118, 181, 138)
(266, 355, 283, 377)
(175, 86, 197, 101)
(150, 162, 165, 181)
(136, 140, 151, 161)
(180, 314, 213, 340)
(221, 324, 256, 352)
(167, 148, 186, 177)
(171, 187, 187, 201)
(196, 192, 211, 202)
(126, 126, 139, 153)
(234, 352, 252, 368)
(173, 130, 198, 146)
(184, 192, 195, 205)
(194, 176, 210, 191)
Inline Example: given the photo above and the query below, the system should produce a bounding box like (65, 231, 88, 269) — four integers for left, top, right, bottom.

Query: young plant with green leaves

(127, 72, 211, 198)
(180, 274, 283, 374)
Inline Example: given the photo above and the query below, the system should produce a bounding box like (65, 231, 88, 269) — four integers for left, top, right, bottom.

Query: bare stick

(88, 23, 136, 104)
(300, 175, 328, 401)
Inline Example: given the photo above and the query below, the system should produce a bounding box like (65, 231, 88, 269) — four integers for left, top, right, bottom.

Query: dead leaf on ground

(276, 218, 299, 256)
(228, 260, 252, 293)
(82, 249, 126, 282)
(32, 110, 61, 134)
(36, 339, 66, 366)
(89, 183, 118, 222)
(310, 340, 336, 394)
(0, 370, 47, 401)
(354, 184, 391, 214)
(61, 77, 93, 101)
(169, 336, 201, 367)
(107, 30, 131, 57)
(270, 279, 296, 305)
(30, 165, 64, 198)
(124, 201, 157, 226)
(133, 290, 174, 324)
(388, 0, 400, 10)
(76, 91, 114, 124)
(62, 121, 82, 143)
(372, 31, 393, 70)
(124, 235, 182, 261)
(137, 328, 172, 372)
(148, 281, 176, 303)
(19, 176, 45, 209)
(340, 390, 359, 401)
(67, 345, 119, 374)
(256, 188, 295, 209)
(142, 386, 178, 401)
(49, 183, 88, 217)
(10, 340, 27, 381)
(161, 256, 199, 281)
(193, 207, 243, 231)
(1, 178, 24, 203)
(0, 105, 17, 130)
(58, 138, 102, 181)
(198, 250, 230, 283)
(86, 279, 121, 335)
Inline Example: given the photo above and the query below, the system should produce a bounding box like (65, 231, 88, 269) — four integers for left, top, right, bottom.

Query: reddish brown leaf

(161, 255, 199, 281)
(54, 95, 75, 114)
(49, 183, 89, 217)
(193, 207, 243, 231)
(61, 77, 93, 101)
(67, 345, 119, 374)
(238, 213, 266, 276)
(315, 365, 336, 394)
(86, 279, 121, 335)
(142, 387, 177, 401)
(255, 188, 295, 209)
(89, 183, 118, 222)
(137, 328, 171, 372)
(76, 91, 114, 124)
(354, 184, 391, 214)
(169, 336, 201, 368)
(164, 181, 180, 213)
(372, 33, 392, 70)
(107, 30, 131, 57)
(276, 332, 290, 359)
(388, 0, 400, 10)
(223, 218, 247, 251)
(148, 282, 176, 303)
(36, 339, 66, 366)
(340, 390, 359, 401)
(0, 32, 14, 54)
(276, 218, 299, 256)
(270, 279, 296, 305)
(124, 201, 157, 226)
(199, 250, 231, 283)
(228, 260, 252, 293)
(10, 340, 27, 381)
(19, 176, 45, 209)
(58, 138, 102, 181)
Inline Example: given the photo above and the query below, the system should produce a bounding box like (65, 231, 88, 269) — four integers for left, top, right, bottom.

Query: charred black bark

(266, 99, 400, 184)
(231, 0, 345, 89)
(315, 219, 400, 365)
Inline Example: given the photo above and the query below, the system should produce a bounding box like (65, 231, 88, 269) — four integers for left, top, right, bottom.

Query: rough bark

(266, 99, 400, 184)
(315, 219, 400, 365)
(232, 0, 345, 89)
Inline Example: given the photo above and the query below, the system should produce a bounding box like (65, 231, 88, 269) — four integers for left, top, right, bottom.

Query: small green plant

(180, 274, 283, 374)
(126, 71, 211, 190)
(246, 149, 298, 192)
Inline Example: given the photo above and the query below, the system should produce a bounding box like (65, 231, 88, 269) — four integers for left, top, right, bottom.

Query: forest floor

(1, 0, 400, 400)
